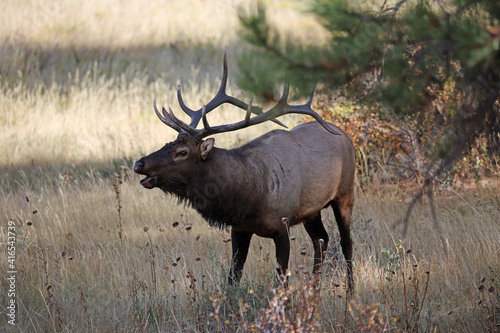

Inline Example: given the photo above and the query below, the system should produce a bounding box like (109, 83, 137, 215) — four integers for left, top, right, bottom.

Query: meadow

(1, 1, 499, 332)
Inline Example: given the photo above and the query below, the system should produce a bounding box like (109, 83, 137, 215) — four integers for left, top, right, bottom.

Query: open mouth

(139, 176, 158, 189)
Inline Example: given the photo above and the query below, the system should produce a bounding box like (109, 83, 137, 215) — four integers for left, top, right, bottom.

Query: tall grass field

(1, 1, 499, 332)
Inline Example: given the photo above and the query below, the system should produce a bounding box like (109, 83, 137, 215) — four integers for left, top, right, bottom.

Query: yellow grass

(1, 0, 499, 332)
(2, 171, 499, 331)
(1, 0, 327, 169)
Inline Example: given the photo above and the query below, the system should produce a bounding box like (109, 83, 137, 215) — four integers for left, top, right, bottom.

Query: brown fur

(134, 121, 355, 291)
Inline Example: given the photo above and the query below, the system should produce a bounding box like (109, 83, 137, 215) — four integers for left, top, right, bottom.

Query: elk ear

(200, 138, 215, 160)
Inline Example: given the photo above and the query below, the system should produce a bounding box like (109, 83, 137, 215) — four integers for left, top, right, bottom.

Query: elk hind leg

(229, 230, 253, 284)
(303, 213, 329, 275)
(331, 200, 354, 293)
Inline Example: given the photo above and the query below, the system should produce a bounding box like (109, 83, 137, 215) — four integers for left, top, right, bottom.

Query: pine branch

(391, 0, 408, 15)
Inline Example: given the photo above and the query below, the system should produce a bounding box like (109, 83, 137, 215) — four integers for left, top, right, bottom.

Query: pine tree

(238, 0, 498, 169)
(237, 0, 499, 229)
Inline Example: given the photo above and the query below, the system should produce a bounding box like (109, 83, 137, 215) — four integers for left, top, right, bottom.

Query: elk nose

(133, 160, 144, 173)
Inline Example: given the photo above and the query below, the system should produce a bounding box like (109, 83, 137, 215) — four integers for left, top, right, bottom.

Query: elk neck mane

(169, 146, 268, 229)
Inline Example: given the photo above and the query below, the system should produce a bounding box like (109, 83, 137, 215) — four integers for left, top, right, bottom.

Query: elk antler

(176, 48, 285, 129)
(154, 50, 341, 141)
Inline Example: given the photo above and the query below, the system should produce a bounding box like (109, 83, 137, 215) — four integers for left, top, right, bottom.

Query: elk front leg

(303, 213, 329, 275)
(272, 229, 290, 283)
(228, 230, 253, 284)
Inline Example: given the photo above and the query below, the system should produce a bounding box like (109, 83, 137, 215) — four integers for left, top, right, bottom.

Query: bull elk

(134, 51, 355, 292)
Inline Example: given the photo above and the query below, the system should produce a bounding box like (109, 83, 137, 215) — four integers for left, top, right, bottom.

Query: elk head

(134, 133, 214, 192)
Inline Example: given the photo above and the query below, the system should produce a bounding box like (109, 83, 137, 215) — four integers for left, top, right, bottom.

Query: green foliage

(380, 240, 406, 281)
(238, 0, 500, 179)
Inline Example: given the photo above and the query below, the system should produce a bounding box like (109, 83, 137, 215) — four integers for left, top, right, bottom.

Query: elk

(134, 52, 355, 292)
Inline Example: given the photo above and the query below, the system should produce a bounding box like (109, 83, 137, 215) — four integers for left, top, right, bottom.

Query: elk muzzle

(134, 160, 158, 189)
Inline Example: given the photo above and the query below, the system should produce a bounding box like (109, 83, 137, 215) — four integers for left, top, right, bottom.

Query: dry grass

(1, 0, 499, 332)
(2, 169, 499, 332)
(1, 0, 327, 169)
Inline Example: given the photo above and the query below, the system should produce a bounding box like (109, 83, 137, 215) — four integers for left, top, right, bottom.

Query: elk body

(134, 52, 355, 291)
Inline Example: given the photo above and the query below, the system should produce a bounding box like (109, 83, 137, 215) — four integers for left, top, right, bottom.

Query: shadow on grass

(0, 157, 138, 193)
(0, 40, 244, 90)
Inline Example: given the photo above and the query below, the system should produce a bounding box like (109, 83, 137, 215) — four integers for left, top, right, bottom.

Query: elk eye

(175, 150, 188, 158)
